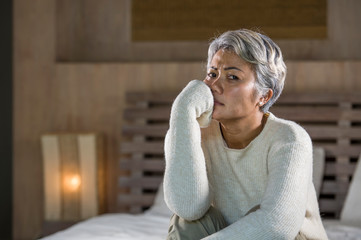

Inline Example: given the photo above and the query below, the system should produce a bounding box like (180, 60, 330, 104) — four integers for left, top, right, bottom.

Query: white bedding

(41, 211, 170, 240)
(324, 221, 361, 240)
(41, 183, 173, 240)
(42, 213, 361, 240)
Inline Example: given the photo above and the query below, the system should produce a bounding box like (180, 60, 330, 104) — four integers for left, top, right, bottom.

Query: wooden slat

(271, 106, 340, 120)
(120, 158, 165, 171)
(123, 107, 171, 120)
(277, 93, 361, 104)
(315, 144, 361, 158)
(126, 92, 176, 104)
(130, 101, 148, 213)
(321, 181, 349, 195)
(319, 194, 347, 215)
(122, 124, 168, 137)
(119, 176, 163, 189)
(334, 102, 352, 218)
(121, 142, 164, 154)
(304, 126, 361, 139)
(324, 162, 356, 175)
(117, 194, 155, 206)
(342, 110, 361, 121)
(319, 199, 338, 212)
(272, 107, 361, 122)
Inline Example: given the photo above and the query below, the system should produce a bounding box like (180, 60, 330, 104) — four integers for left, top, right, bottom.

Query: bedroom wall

(13, 0, 361, 239)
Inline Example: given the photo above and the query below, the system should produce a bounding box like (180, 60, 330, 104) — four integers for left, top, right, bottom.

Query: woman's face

(203, 49, 262, 122)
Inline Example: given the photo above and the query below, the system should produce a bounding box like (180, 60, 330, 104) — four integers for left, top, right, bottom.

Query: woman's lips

(214, 99, 224, 106)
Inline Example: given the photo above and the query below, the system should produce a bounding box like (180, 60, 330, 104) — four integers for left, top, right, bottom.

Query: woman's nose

(203, 78, 212, 87)
(204, 76, 222, 94)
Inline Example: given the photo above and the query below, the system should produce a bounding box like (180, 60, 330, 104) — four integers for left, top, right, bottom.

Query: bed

(42, 91, 361, 239)
(41, 185, 172, 239)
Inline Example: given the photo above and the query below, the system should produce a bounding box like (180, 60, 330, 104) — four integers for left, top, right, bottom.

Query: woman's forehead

(210, 50, 251, 70)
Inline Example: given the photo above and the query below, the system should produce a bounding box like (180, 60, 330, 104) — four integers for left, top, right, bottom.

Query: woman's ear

(258, 89, 273, 107)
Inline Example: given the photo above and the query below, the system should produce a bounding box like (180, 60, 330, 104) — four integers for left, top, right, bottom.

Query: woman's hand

(171, 80, 214, 127)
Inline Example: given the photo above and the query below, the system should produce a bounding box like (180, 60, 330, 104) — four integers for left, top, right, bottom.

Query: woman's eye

(228, 75, 239, 80)
(207, 72, 217, 78)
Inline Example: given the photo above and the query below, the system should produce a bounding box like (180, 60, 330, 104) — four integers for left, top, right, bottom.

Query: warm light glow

(64, 175, 81, 192)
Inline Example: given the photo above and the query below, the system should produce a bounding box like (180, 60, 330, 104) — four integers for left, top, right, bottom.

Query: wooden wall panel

(56, 0, 130, 61)
(13, 0, 56, 238)
(285, 61, 361, 92)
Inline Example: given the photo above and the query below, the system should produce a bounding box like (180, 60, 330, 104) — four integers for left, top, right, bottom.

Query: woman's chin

(211, 112, 222, 121)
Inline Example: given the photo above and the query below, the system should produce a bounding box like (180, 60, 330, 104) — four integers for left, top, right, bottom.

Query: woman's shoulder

(267, 112, 311, 145)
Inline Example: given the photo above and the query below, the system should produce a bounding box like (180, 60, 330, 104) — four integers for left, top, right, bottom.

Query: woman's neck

(220, 112, 268, 149)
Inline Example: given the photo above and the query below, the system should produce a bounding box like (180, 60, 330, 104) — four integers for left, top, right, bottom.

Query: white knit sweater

(164, 80, 328, 240)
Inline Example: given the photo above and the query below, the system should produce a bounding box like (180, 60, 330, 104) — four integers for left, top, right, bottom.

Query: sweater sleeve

(163, 80, 214, 221)
(204, 129, 313, 240)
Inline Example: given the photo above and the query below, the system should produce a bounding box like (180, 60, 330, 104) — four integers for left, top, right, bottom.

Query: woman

(163, 29, 328, 239)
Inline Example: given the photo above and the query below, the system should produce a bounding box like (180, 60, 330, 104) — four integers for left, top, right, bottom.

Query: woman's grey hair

(207, 29, 286, 113)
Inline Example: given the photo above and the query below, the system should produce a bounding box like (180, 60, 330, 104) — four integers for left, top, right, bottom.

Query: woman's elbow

(165, 198, 211, 221)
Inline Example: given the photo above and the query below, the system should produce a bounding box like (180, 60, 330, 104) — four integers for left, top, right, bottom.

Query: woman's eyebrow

(210, 66, 244, 73)
(224, 66, 243, 72)
(210, 66, 242, 71)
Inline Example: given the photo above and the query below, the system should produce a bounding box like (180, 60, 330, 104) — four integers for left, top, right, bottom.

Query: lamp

(41, 133, 105, 222)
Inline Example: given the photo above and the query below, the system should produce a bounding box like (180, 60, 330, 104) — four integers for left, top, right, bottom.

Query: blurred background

(2, 0, 361, 239)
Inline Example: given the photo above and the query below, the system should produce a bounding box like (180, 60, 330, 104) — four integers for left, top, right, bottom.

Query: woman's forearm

(163, 80, 214, 221)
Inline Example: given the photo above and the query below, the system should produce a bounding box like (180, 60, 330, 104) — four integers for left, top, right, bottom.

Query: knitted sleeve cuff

(170, 80, 214, 127)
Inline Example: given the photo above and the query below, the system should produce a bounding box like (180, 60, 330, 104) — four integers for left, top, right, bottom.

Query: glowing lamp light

(64, 175, 81, 192)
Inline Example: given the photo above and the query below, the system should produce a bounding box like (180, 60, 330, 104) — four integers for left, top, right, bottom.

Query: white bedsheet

(324, 220, 361, 240)
(42, 213, 361, 240)
(326, 225, 361, 240)
(41, 211, 170, 240)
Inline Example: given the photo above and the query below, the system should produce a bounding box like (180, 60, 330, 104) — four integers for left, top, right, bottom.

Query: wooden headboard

(119, 91, 361, 219)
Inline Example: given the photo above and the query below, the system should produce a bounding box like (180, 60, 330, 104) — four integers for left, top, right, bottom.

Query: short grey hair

(207, 29, 286, 113)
